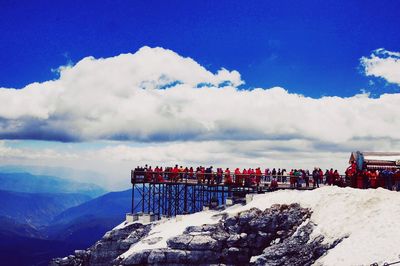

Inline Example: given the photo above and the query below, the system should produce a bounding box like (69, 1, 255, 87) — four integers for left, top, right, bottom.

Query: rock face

(119, 203, 337, 266)
(51, 203, 341, 266)
(50, 222, 151, 266)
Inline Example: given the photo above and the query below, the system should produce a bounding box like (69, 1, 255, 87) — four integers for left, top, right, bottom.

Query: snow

(121, 209, 222, 258)
(122, 186, 400, 265)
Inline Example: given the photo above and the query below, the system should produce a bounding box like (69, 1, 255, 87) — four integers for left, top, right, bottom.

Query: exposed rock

(251, 222, 344, 266)
(122, 250, 151, 265)
(166, 234, 193, 249)
(50, 222, 151, 266)
(51, 203, 340, 266)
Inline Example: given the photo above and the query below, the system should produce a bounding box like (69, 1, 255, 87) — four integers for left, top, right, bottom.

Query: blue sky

(1, 0, 399, 97)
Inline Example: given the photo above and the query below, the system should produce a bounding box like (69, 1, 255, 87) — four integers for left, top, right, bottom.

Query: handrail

(131, 169, 344, 187)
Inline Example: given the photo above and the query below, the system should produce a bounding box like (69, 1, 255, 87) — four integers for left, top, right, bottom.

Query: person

(255, 167, 262, 186)
(264, 168, 270, 182)
(235, 168, 242, 186)
(294, 169, 301, 188)
(196, 167, 202, 184)
(272, 168, 277, 180)
(324, 170, 329, 185)
(282, 169, 287, 183)
(205, 166, 213, 185)
(289, 169, 295, 188)
(146, 166, 153, 182)
(201, 166, 206, 183)
(312, 167, 320, 188)
(189, 167, 194, 180)
(224, 168, 232, 185)
(270, 177, 278, 190)
(179, 165, 184, 181)
(362, 169, 369, 189)
(277, 168, 281, 182)
(303, 170, 309, 188)
(333, 170, 340, 186)
(156, 166, 164, 182)
(172, 165, 179, 182)
(318, 168, 324, 185)
(243, 168, 250, 187)
(369, 170, 378, 188)
(216, 168, 223, 184)
(394, 169, 400, 191)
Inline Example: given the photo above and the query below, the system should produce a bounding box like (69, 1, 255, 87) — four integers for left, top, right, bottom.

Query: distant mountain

(0, 165, 116, 191)
(0, 216, 42, 239)
(0, 190, 91, 226)
(0, 216, 76, 266)
(44, 215, 123, 249)
(0, 172, 106, 197)
(0, 232, 75, 266)
(52, 189, 134, 225)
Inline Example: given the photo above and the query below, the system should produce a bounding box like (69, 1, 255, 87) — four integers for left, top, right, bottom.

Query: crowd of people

(346, 165, 400, 191)
(132, 165, 347, 190)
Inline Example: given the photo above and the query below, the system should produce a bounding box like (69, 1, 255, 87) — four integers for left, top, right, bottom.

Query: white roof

(364, 155, 400, 162)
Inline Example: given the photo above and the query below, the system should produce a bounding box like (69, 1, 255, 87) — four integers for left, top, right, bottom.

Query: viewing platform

(129, 170, 326, 220)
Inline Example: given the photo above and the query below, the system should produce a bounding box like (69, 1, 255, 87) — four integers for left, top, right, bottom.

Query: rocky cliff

(50, 203, 342, 266)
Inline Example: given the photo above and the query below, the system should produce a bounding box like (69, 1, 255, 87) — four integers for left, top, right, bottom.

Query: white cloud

(0, 46, 399, 144)
(361, 48, 400, 85)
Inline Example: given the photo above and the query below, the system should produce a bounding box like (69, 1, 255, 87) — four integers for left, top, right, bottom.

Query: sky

(0, 1, 399, 190)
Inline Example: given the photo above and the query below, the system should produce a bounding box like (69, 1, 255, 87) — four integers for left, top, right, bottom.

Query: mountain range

(0, 171, 137, 266)
(0, 172, 106, 197)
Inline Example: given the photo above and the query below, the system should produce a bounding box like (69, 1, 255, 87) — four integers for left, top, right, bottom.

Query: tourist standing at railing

(217, 168, 223, 184)
(394, 169, 400, 191)
(235, 168, 241, 186)
(196, 167, 201, 183)
(289, 169, 295, 188)
(256, 167, 262, 186)
(243, 168, 250, 186)
(224, 168, 232, 185)
(264, 168, 270, 182)
(272, 168, 277, 181)
(282, 169, 287, 183)
(188, 167, 193, 180)
(369, 170, 378, 188)
(293, 169, 300, 188)
(205, 166, 212, 185)
(312, 167, 320, 188)
(303, 170, 309, 188)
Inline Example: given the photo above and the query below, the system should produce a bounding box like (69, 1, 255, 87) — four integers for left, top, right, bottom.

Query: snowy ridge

(121, 186, 400, 266)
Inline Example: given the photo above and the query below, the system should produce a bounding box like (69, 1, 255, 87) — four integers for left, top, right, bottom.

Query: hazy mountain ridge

(0, 189, 91, 227)
(0, 172, 107, 197)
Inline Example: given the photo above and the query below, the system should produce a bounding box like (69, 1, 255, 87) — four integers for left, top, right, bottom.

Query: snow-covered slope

(121, 186, 400, 266)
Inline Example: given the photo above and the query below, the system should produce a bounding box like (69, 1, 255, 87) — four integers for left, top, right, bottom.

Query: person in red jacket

(333, 170, 340, 186)
(224, 168, 232, 185)
(328, 168, 334, 185)
(243, 168, 249, 186)
(189, 167, 194, 180)
(270, 177, 278, 190)
(172, 165, 179, 182)
(255, 168, 262, 186)
(201, 167, 206, 183)
(235, 168, 242, 186)
(369, 170, 377, 189)
(156, 166, 164, 182)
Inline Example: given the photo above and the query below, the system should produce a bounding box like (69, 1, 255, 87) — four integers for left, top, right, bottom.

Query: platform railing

(131, 169, 346, 187)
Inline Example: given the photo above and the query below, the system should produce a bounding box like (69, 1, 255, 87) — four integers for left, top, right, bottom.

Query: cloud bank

(1, 46, 400, 146)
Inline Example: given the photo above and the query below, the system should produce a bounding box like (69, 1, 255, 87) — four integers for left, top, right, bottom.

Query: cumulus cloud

(0, 46, 399, 147)
(361, 48, 400, 85)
